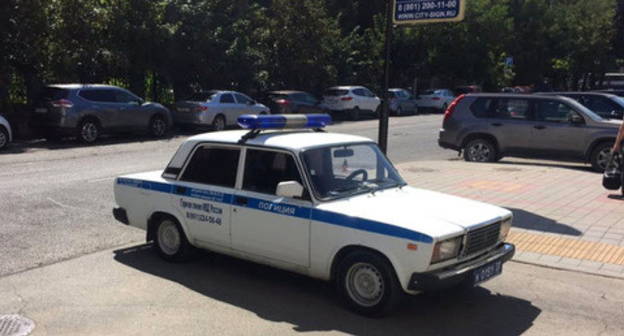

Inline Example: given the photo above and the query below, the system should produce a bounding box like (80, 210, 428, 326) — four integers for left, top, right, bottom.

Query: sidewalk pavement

(396, 158, 624, 279)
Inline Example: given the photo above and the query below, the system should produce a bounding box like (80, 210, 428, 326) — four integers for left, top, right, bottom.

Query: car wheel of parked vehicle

(212, 115, 226, 131)
(77, 119, 100, 144)
(149, 115, 168, 138)
(590, 142, 614, 172)
(154, 216, 194, 262)
(441, 103, 448, 113)
(464, 139, 497, 162)
(350, 107, 361, 121)
(0, 127, 8, 150)
(336, 250, 403, 317)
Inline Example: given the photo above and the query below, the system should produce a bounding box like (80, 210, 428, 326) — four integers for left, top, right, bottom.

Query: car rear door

(78, 89, 120, 130)
(171, 144, 239, 248)
(230, 148, 311, 267)
(529, 99, 587, 158)
(474, 97, 533, 154)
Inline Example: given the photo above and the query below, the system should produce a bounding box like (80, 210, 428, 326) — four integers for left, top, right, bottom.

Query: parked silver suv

(34, 84, 172, 143)
(438, 93, 622, 172)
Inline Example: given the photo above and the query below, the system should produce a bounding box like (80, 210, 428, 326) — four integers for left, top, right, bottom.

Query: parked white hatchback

(322, 86, 381, 120)
(113, 114, 515, 316)
(0, 115, 13, 150)
(417, 88, 456, 112)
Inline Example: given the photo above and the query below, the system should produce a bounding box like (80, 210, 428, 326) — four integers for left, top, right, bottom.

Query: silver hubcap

(152, 118, 166, 136)
(157, 220, 180, 256)
(81, 123, 98, 142)
(214, 117, 225, 130)
(345, 262, 384, 307)
(597, 149, 612, 170)
(468, 143, 491, 162)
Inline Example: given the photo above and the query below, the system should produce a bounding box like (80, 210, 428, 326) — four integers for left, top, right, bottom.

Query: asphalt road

(1, 114, 622, 335)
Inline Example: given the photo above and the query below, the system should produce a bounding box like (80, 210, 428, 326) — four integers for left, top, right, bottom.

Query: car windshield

(301, 143, 406, 200)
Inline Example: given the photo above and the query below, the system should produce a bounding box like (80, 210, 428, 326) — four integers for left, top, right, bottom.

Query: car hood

(314, 186, 511, 240)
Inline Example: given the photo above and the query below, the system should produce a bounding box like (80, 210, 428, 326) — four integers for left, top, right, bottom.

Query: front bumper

(408, 243, 515, 291)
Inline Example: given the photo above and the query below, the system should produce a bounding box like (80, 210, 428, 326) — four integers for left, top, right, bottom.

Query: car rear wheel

(336, 250, 403, 317)
(149, 115, 168, 138)
(590, 142, 614, 172)
(350, 107, 360, 121)
(154, 216, 194, 262)
(212, 114, 226, 131)
(77, 119, 100, 144)
(464, 139, 497, 162)
(0, 127, 8, 150)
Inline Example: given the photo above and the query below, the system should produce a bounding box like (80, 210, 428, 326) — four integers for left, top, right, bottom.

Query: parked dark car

(388, 88, 418, 116)
(536, 92, 624, 120)
(34, 84, 171, 143)
(438, 93, 622, 172)
(259, 90, 329, 115)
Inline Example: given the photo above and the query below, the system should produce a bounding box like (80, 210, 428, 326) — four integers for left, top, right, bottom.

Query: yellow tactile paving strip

(508, 231, 624, 266)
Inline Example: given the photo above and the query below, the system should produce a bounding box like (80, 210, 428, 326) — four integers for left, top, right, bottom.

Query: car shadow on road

(495, 159, 595, 173)
(114, 244, 540, 336)
(508, 208, 582, 236)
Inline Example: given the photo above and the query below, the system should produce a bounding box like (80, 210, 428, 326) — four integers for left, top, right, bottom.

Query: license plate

(35, 108, 48, 113)
(472, 260, 502, 286)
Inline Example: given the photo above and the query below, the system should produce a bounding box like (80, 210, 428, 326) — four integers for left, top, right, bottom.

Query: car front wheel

(464, 139, 497, 162)
(149, 115, 169, 138)
(336, 250, 403, 316)
(0, 127, 8, 150)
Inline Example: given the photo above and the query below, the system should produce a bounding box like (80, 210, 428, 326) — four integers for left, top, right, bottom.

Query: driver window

(243, 149, 302, 195)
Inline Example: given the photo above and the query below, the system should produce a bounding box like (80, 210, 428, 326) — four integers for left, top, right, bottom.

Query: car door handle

(533, 125, 546, 130)
(175, 186, 187, 195)
(491, 123, 503, 127)
(234, 196, 249, 206)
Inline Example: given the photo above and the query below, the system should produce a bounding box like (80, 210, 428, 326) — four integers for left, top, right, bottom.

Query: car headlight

(431, 236, 462, 264)
(499, 216, 512, 241)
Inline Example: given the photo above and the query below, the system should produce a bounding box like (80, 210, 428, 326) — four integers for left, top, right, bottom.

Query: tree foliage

(0, 0, 620, 105)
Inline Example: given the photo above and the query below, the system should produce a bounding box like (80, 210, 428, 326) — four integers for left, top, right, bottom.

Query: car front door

(230, 148, 312, 267)
(218, 93, 237, 125)
(234, 93, 260, 118)
(113, 88, 146, 131)
(529, 99, 587, 158)
(172, 144, 240, 248)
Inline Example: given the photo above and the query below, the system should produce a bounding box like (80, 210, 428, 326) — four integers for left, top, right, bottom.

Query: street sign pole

(379, 0, 394, 155)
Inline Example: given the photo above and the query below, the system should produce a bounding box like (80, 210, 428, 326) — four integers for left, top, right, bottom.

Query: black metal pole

(378, 0, 393, 154)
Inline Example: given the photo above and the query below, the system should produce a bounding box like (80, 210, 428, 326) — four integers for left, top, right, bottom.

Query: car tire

(154, 215, 194, 262)
(590, 142, 614, 173)
(464, 139, 497, 162)
(212, 114, 226, 131)
(336, 250, 403, 317)
(149, 115, 169, 138)
(77, 119, 100, 144)
(441, 103, 448, 113)
(0, 127, 8, 150)
(350, 107, 360, 121)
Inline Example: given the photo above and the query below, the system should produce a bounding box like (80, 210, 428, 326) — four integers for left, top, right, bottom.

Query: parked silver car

(438, 93, 622, 172)
(172, 90, 269, 131)
(388, 88, 418, 116)
(0, 115, 12, 150)
(34, 84, 172, 143)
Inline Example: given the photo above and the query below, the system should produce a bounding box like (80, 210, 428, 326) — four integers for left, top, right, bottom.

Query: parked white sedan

(417, 89, 456, 112)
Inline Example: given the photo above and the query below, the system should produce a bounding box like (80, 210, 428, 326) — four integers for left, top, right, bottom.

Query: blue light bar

(238, 114, 332, 130)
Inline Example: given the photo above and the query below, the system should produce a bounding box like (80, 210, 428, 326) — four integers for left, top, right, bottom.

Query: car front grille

(461, 221, 502, 258)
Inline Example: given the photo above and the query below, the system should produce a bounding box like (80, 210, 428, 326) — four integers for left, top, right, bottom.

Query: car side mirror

(610, 110, 623, 119)
(276, 181, 304, 198)
(569, 115, 583, 124)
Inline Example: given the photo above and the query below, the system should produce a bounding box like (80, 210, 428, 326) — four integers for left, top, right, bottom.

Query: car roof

(540, 91, 618, 98)
(325, 86, 365, 90)
(46, 84, 123, 90)
(265, 90, 307, 95)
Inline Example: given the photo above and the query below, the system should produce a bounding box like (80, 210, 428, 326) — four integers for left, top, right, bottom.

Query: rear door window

(352, 89, 366, 96)
(492, 99, 530, 120)
(220, 94, 235, 104)
(323, 89, 348, 96)
(79, 89, 116, 102)
(180, 146, 240, 187)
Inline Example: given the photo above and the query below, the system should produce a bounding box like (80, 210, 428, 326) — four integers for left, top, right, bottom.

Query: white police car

(113, 114, 514, 316)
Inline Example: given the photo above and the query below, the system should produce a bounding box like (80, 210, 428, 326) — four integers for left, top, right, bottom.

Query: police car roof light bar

(238, 114, 331, 130)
